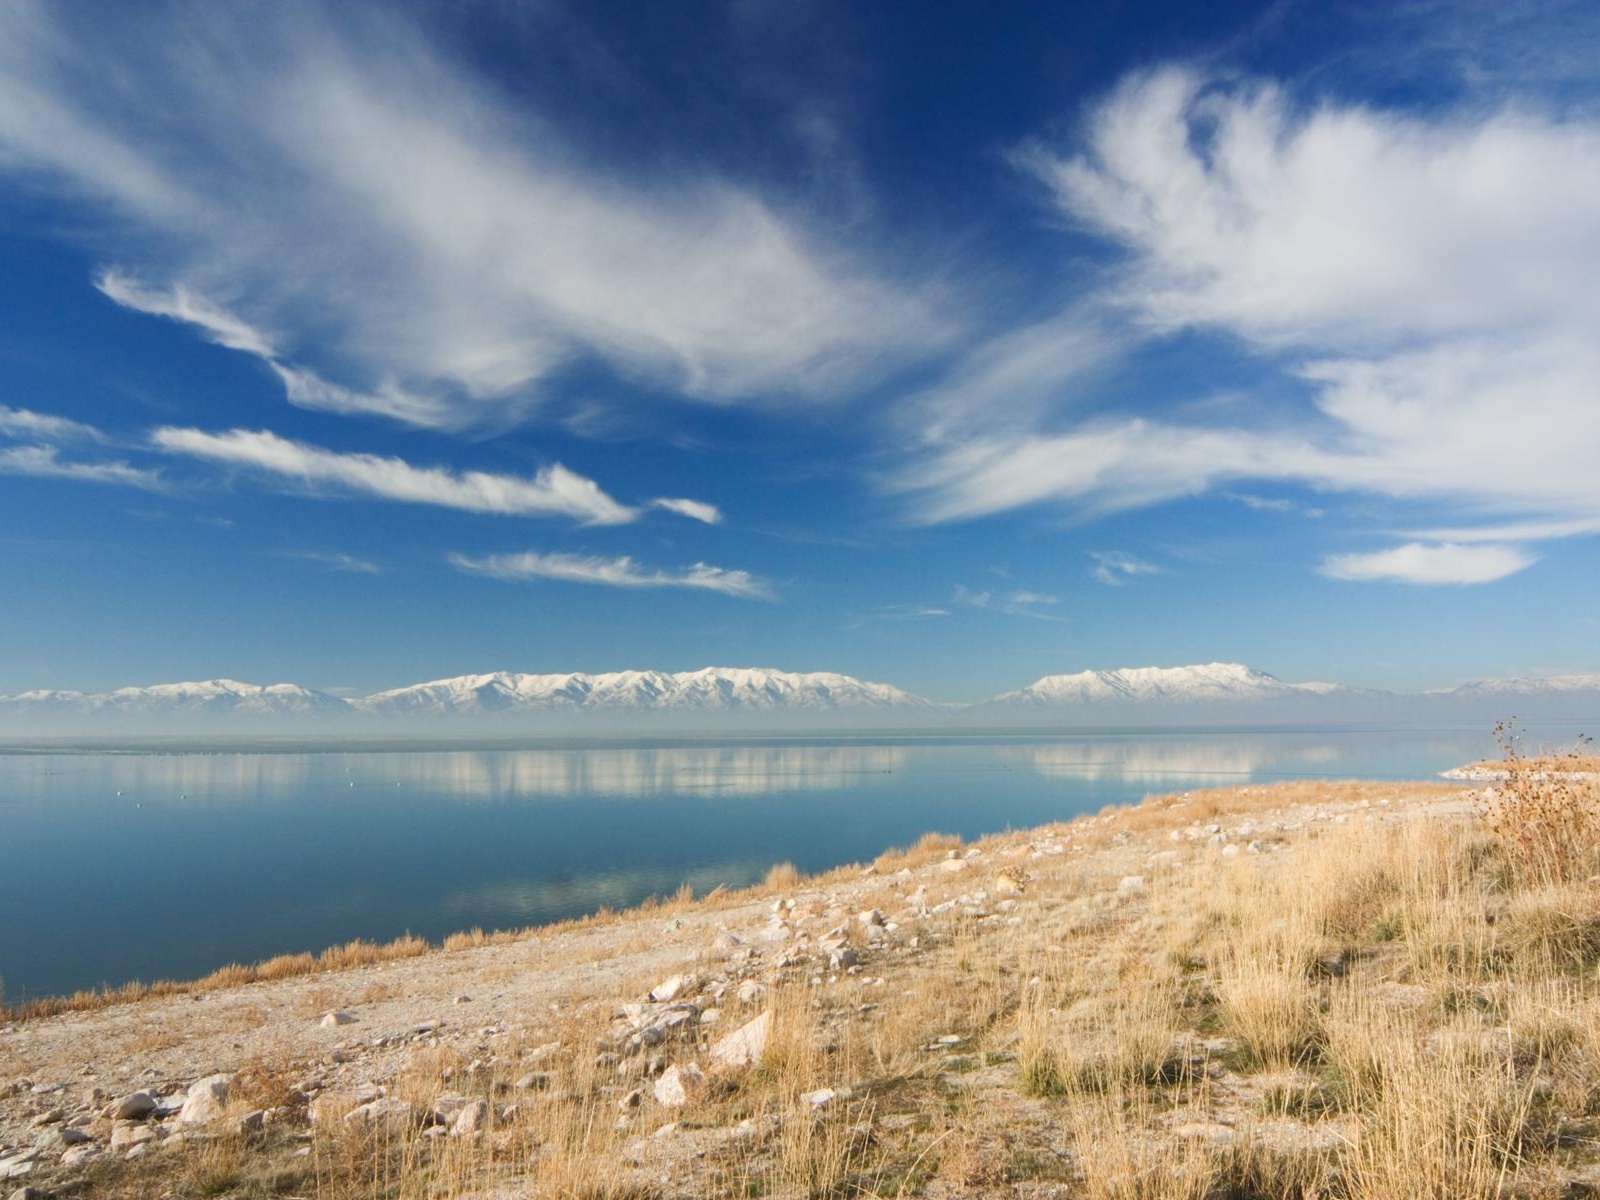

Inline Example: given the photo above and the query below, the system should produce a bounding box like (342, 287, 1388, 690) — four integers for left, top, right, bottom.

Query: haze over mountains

(2, 663, 1597, 736)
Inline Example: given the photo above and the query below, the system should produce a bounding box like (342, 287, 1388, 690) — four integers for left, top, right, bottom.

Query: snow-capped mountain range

(1, 663, 1596, 730)
(982, 663, 1358, 707)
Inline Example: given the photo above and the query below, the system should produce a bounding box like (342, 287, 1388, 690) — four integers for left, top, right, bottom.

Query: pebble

(321, 1011, 357, 1028)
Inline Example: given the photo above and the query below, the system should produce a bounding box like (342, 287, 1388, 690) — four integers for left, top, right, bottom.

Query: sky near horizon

(1, 0, 1598, 703)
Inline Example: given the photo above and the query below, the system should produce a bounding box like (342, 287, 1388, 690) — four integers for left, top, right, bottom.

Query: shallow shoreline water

(0, 727, 1497, 1000)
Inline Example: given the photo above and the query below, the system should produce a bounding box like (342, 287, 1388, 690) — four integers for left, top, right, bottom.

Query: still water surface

(0, 728, 1495, 999)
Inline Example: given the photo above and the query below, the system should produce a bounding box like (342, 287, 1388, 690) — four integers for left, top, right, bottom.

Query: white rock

(110, 1122, 156, 1150)
(1118, 875, 1147, 894)
(59, 1145, 105, 1168)
(111, 1091, 156, 1121)
(939, 858, 969, 874)
(320, 1010, 357, 1028)
(344, 1097, 416, 1133)
(178, 1074, 231, 1125)
(802, 1088, 836, 1108)
(710, 1011, 771, 1069)
(451, 1099, 490, 1137)
(652, 1063, 705, 1108)
(736, 981, 767, 1006)
(856, 909, 885, 928)
(648, 974, 696, 1003)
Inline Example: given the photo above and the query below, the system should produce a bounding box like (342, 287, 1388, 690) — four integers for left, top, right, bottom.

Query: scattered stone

(8, 1186, 47, 1200)
(309, 1084, 384, 1124)
(320, 1010, 357, 1028)
(652, 1063, 705, 1108)
(524, 1041, 562, 1064)
(111, 1090, 157, 1121)
(994, 873, 1024, 895)
(618, 1089, 644, 1111)
(736, 981, 766, 1006)
(939, 858, 970, 874)
(179, 1074, 231, 1124)
(710, 1011, 771, 1069)
(452, 1099, 490, 1137)
(1118, 875, 1147, 895)
(512, 1073, 552, 1092)
(234, 1110, 266, 1137)
(344, 1097, 416, 1134)
(110, 1121, 157, 1150)
(711, 932, 744, 953)
(34, 1128, 88, 1151)
(59, 1145, 104, 1169)
(26, 1110, 62, 1128)
(856, 909, 885, 928)
(648, 974, 696, 1003)
(802, 1087, 837, 1108)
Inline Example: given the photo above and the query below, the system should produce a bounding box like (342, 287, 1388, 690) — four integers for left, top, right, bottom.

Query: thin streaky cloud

(1319, 542, 1536, 586)
(0, 406, 108, 445)
(151, 427, 637, 525)
(1089, 550, 1163, 587)
(277, 550, 383, 575)
(953, 584, 1064, 621)
(0, 445, 163, 489)
(449, 551, 775, 600)
(96, 269, 276, 358)
(651, 497, 723, 525)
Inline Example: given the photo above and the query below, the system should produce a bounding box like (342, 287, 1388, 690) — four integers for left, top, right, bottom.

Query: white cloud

(651, 497, 723, 525)
(953, 584, 1063, 620)
(96, 269, 276, 358)
(1319, 542, 1536, 585)
(0, 405, 106, 444)
(449, 551, 775, 600)
(0, 6, 948, 429)
(896, 68, 1600, 579)
(151, 427, 636, 524)
(97, 271, 453, 426)
(0, 444, 161, 489)
(1089, 550, 1163, 586)
(277, 550, 383, 575)
(1403, 516, 1600, 543)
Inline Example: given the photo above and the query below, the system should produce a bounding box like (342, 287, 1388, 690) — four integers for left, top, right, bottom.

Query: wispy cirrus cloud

(96, 271, 451, 426)
(1088, 550, 1162, 586)
(0, 406, 162, 489)
(894, 66, 1600, 581)
(0, 5, 948, 431)
(276, 550, 383, 575)
(151, 427, 638, 524)
(0, 405, 108, 444)
(1319, 542, 1536, 586)
(449, 551, 775, 600)
(953, 584, 1063, 620)
(651, 497, 723, 525)
(0, 445, 162, 489)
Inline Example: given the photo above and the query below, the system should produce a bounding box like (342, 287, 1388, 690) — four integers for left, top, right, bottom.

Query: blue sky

(2, 0, 1598, 703)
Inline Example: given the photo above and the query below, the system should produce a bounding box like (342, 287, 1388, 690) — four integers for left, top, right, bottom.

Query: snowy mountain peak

(354, 666, 933, 715)
(987, 662, 1342, 707)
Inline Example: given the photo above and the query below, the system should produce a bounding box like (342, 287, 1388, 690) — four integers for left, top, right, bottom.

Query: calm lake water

(0, 727, 1501, 1000)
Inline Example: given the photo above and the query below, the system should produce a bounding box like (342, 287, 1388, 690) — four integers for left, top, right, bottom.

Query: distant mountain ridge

(354, 668, 934, 715)
(984, 663, 1359, 708)
(2, 663, 1597, 730)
